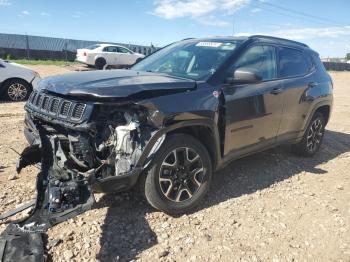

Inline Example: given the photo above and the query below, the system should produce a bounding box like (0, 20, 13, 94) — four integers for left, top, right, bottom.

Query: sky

(0, 0, 349, 57)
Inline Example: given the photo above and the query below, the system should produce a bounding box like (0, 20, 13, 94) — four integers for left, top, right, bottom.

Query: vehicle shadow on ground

(0, 166, 7, 173)
(95, 193, 157, 262)
(196, 130, 350, 212)
(95, 130, 350, 261)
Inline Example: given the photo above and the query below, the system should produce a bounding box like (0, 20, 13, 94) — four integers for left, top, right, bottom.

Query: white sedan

(0, 59, 41, 101)
(76, 44, 145, 69)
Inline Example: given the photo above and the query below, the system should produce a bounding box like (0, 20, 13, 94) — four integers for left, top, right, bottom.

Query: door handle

(308, 82, 318, 88)
(270, 87, 283, 95)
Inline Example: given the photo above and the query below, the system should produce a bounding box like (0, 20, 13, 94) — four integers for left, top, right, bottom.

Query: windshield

(131, 40, 241, 80)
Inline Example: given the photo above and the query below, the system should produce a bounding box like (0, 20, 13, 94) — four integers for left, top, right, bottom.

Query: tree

(346, 52, 350, 61)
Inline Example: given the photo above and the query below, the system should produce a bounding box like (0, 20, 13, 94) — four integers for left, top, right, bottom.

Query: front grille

(30, 92, 37, 103)
(35, 94, 42, 107)
(42, 96, 50, 110)
(26, 91, 89, 122)
(60, 101, 71, 117)
(49, 98, 60, 113)
(71, 103, 85, 119)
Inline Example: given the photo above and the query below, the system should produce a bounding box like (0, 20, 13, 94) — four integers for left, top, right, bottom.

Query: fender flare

(296, 100, 332, 139)
(135, 119, 221, 170)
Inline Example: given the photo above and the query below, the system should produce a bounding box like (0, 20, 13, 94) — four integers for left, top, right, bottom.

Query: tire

(292, 112, 326, 157)
(141, 134, 212, 215)
(3, 79, 31, 102)
(95, 57, 106, 70)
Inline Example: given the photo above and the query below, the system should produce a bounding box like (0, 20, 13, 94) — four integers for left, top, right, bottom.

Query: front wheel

(141, 134, 212, 215)
(292, 112, 326, 157)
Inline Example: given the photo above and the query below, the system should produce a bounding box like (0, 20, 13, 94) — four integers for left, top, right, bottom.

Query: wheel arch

(94, 55, 106, 61)
(167, 125, 219, 170)
(306, 102, 332, 128)
(297, 101, 332, 140)
(136, 120, 222, 172)
(315, 105, 331, 124)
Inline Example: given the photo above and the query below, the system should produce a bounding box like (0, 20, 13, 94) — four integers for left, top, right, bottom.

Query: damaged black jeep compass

(18, 35, 333, 220)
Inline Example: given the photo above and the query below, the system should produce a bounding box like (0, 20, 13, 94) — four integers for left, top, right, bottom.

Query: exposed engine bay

(0, 93, 166, 261)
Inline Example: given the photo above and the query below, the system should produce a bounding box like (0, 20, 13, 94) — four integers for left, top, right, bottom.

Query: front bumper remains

(0, 132, 94, 261)
(0, 124, 138, 261)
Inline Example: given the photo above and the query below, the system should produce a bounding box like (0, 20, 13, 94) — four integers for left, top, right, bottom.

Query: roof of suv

(184, 35, 310, 50)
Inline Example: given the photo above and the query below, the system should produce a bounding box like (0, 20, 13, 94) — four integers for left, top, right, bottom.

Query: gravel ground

(0, 66, 349, 262)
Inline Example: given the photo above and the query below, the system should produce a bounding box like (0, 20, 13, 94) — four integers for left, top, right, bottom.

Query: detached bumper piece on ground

(0, 128, 95, 262)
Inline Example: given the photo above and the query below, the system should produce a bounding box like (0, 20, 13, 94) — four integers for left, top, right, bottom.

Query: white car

(0, 59, 41, 101)
(76, 44, 145, 69)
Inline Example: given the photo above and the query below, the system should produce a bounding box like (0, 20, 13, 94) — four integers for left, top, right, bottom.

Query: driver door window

(222, 44, 283, 155)
(233, 45, 277, 81)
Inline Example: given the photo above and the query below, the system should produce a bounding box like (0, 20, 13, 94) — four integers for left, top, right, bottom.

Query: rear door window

(279, 47, 310, 78)
(103, 46, 118, 52)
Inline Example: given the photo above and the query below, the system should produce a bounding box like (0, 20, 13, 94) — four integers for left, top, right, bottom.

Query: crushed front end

(23, 90, 164, 192)
(0, 90, 164, 261)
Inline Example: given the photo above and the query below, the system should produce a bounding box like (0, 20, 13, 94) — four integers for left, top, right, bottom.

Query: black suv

(21, 35, 333, 216)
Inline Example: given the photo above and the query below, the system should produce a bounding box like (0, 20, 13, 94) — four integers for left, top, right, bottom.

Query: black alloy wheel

(141, 134, 212, 215)
(292, 112, 326, 157)
(159, 147, 205, 202)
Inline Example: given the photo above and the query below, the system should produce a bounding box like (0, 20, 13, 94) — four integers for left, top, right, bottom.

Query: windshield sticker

(196, 42, 223, 48)
(220, 43, 236, 50)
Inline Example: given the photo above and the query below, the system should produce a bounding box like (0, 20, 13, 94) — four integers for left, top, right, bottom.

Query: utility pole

(25, 33, 30, 59)
(64, 39, 68, 61)
(232, 15, 235, 36)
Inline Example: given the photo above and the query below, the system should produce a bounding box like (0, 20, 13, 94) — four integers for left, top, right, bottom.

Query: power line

(253, 0, 346, 27)
(250, 2, 332, 27)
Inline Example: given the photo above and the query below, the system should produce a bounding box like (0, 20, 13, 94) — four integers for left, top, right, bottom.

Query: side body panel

(276, 52, 333, 142)
(221, 79, 284, 156)
(276, 72, 317, 141)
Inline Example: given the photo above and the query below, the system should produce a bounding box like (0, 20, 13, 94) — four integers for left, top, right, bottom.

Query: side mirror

(226, 67, 262, 84)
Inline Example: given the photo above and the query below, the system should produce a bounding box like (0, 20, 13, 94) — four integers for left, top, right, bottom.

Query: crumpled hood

(37, 69, 196, 100)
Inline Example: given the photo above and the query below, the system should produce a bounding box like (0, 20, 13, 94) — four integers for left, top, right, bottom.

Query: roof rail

(249, 35, 309, 48)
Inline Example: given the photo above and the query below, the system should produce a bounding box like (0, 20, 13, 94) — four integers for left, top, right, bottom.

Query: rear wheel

(141, 134, 212, 215)
(292, 112, 326, 157)
(95, 57, 106, 70)
(3, 79, 31, 101)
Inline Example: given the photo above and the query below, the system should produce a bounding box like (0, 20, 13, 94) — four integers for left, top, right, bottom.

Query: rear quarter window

(312, 53, 328, 74)
(279, 47, 311, 78)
